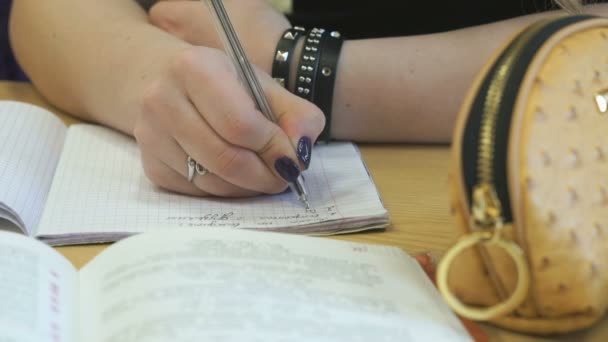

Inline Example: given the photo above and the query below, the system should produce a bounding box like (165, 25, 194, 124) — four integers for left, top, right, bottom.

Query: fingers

(140, 146, 259, 198)
(138, 75, 287, 195)
(177, 50, 324, 177)
(264, 79, 326, 169)
(136, 117, 260, 197)
(140, 153, 206, 197)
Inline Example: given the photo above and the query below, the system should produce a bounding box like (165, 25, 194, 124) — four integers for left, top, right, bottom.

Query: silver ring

(187, 156, 208, 182)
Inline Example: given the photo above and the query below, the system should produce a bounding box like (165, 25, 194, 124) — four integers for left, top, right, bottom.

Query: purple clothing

(1, 0, 27, 81)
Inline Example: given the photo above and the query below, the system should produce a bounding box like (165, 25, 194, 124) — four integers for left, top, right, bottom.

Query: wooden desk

(2, 81, 606, 342)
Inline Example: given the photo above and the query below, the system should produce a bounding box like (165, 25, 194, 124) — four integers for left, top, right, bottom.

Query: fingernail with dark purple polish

(297, 136, 312, 169)
(274, 157, 301, 183)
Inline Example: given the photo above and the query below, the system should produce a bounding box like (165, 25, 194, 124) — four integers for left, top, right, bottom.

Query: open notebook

(0, 101, 389, 245)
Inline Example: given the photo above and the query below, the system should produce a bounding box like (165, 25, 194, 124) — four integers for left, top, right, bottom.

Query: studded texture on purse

(437, 15, 608, 334)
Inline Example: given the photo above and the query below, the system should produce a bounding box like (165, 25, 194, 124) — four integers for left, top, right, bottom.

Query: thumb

(264, 78, 326, 169)
(149, 1, 220, 47)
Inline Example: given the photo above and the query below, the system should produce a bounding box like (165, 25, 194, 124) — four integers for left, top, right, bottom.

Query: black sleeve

(290, 0, 606, 38)
(135, 0, 158, 12)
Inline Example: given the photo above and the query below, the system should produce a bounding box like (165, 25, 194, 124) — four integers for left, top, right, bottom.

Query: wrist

(295, 29, 344, 142)
(257, 23, 291, 73)
(273, 27, 344, 142)
(272, 26, 343, 142)
(325, 39, 351, 140)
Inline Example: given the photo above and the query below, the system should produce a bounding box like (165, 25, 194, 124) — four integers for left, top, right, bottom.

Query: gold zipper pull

(472, 183, 503, 228)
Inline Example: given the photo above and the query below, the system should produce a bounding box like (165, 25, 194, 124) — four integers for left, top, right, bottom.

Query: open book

(0, 101, 389, 245)
(0, 228, 472, 342)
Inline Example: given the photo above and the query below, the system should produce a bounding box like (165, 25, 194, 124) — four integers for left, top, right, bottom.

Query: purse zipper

(464, 15, 593, 231)
(471, 22, 545, 229)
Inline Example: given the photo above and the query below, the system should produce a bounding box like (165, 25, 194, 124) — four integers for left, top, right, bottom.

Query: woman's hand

(148, 0, 290, 73)
(134, 46, 324, 197)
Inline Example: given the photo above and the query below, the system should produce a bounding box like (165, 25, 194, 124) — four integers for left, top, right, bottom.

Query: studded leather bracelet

(294, 28, 327, 101)
(271, 27, 306, 89)
(313, 30, 343, 142)
(271, 27, 344, 142)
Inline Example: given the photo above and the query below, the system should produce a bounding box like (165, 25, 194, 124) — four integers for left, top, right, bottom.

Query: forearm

(10, 0, 190, 134)
(331, 4, 608, 143)
(331, 32, 484, 143)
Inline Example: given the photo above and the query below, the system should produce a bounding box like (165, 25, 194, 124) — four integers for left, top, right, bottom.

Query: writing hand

(134, 47, 324, 197)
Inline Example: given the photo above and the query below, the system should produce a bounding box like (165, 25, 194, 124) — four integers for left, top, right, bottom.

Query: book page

(0, 231, 76, 342)
(37, 124, 387, 245)
(0, 217, 22, 234)
(78, 229, 471, 342)
(0, 101, 67, 235)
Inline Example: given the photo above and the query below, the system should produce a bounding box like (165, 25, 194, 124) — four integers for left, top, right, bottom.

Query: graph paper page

(0, 101, 66, 234)
(37, 125, 386, 241)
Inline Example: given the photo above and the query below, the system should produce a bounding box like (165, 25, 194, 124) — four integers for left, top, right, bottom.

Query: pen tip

(303, 198, 311, 210)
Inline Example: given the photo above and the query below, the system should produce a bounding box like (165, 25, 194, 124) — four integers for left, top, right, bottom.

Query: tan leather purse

(437, 15, 608, 334)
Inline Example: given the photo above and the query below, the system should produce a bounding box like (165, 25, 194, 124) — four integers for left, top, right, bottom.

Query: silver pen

(203, 0, 310, 209)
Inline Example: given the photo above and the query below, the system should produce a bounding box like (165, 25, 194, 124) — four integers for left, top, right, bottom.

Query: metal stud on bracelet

(294, 28, 327, 102)
(271, 26, 306, 88)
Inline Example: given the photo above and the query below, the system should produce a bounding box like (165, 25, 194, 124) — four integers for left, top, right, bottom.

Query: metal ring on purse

(437, 229, 530, 321)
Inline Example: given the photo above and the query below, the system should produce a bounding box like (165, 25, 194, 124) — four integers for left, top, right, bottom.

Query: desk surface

(2, 81, 606, 342)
